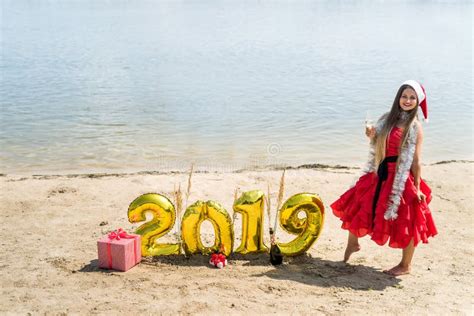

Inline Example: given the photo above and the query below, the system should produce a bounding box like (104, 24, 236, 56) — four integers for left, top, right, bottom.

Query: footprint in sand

(47, 187, 78, 198)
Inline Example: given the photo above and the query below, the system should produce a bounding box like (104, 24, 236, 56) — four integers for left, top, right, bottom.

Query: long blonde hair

(374, 85, 419, 167)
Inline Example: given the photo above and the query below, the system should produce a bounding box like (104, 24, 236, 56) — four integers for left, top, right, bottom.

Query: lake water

(1, 0, 472, 174)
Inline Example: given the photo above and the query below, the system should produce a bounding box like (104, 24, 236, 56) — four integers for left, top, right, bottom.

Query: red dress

(331, 127, 437, 248)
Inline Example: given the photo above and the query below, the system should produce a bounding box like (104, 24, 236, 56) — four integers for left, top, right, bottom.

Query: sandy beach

(1, 161, 472, 315)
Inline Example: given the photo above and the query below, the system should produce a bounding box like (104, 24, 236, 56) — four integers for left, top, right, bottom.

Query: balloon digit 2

(128, 193, 181, 256)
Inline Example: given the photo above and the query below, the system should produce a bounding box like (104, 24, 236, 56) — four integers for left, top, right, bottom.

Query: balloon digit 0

(181, 200, 234, 256)
(233, 190, 268, 254)
(128, 193, 180, 256)
(277, 193, 325, 256)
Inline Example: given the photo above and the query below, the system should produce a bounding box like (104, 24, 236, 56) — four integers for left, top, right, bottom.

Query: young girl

(331, 80, 438, 276)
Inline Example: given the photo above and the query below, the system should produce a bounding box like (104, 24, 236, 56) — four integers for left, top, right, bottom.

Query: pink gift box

(97, 230, 141, 272)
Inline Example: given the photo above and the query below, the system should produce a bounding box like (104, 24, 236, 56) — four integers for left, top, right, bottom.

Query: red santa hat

(209, 253, 227, 269)
(401, 80, 428, 121)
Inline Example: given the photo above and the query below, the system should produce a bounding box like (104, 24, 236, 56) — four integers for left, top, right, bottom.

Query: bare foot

(343, 243, 361, 263)
(383, 264, 411, 276)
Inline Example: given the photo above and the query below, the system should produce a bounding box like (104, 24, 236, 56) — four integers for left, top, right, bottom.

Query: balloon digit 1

(233, 190, 268, 254)
(128, 193, 181, 256)
(277, 193, 325, 256)
(181, 200, 234, 257)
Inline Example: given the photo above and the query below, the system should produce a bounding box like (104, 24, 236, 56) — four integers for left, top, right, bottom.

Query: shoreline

(1, 159, 471, 180)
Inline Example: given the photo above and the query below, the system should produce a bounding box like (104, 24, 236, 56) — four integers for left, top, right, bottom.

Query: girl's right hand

(365, 126, 376, 139)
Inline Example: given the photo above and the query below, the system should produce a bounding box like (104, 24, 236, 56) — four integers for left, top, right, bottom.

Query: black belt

(372, 156, 398, 227)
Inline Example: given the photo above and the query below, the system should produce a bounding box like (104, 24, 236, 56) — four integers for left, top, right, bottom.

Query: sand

(1, 161, 472, 315)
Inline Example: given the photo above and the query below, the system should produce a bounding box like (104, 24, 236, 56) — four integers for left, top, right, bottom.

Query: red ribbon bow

(108, 228, 134, 240)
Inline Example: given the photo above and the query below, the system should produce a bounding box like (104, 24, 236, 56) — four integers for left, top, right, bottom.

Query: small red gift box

(97, 228, 141, 272)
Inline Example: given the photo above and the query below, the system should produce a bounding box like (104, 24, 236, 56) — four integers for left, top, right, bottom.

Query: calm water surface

(1, 1, 472, 174)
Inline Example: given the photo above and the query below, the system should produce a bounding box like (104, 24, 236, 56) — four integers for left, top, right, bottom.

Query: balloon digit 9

(277, 193, 325, 256)
(128, 193, 180, 256)
(233, 190, 268, 254)
(181, 200, 234, 257)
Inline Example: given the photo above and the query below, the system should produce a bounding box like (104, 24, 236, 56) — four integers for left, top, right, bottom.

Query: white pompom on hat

(401, 80, 428, 121)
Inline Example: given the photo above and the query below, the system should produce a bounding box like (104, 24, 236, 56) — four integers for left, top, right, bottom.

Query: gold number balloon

(233, 190, 268, 254)
(181, 200, 234, 256)
(128, 193, 180, 256)
(276, 193, 325, 256)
